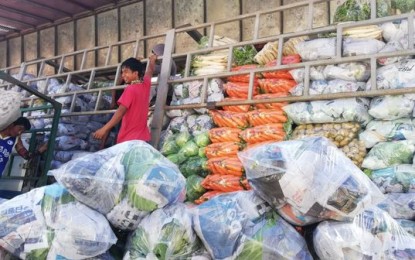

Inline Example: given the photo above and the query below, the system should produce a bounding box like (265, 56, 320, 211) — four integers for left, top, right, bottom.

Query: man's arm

(15, 138, 46, 160)
(93, 105, 127, 140)
(144, 54, 157, 79)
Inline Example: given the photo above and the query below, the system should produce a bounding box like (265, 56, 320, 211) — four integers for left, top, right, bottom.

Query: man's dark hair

(121, 57, 145, 77)
(13, 117, 31, 130)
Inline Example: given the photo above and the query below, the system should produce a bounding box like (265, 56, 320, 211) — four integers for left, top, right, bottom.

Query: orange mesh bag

(209, 110, 249, 129)
(247, 109, 287, 126)
(207, 156, 244, 177)
(258, 78, 297, 94)
(227, 64, 260, 83)
(240, 124, 286, 144)
(201, 174, 251, 192)
(222, 97, 251, 113)
(208, 127, 242, 143)
(224, 82, 259, 98)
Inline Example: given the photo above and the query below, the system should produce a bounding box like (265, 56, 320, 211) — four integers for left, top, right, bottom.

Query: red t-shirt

(116, 75, 151, 143)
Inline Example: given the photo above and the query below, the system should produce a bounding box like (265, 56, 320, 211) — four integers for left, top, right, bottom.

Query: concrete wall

(0, 0, 337, 70)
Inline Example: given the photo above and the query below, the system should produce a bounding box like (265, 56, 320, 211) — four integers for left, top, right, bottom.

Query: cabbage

(194, 132, 211, 147)
(185, 175, 206, 202)
(124, 204, 203, 259)
(179, 157, 208, 178)
(160, 137, 180, 156)
(175, 131, 192, 148)
(126, 163, 185, 211)
(198, 147, 206, 158)
(178, 140, 199, 157)
(167, 153, 187, 165)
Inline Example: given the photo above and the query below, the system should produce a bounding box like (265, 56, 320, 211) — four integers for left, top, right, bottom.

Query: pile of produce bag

(192, 190, 313, 259)
(0, 183, 116, 259)
(124, 203, 209, 259)
(238, 137, 385, 224)
(50, 140, 186, 231)
(313, 207, 415, 259)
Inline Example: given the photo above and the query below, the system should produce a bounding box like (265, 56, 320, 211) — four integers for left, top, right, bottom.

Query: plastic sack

(368, 94, 415, 120)
(313, 207, 415, 260)
(360, 118, 415, 148)
(54, 136, 88, 151)
(0, 90, 21, 131)
(123, 203, 205, 260)
(290, 80, 366, 96)
(342, 38, 385, 57)
(0, 183, 116, 259)
(191, 190, 313, 260)
(323, 62, 370, 82)
(361, 140, 415, 170)
(51, 140, 186, 230)
(366, 59, 415, 90)
(367, 164, 415, 193)
(238, 137, 385, 221)
(295, 38, 336, 61)
(377, 193, 415, 220)
(283, 98, 372, 125)
(397, 219, 415, 237)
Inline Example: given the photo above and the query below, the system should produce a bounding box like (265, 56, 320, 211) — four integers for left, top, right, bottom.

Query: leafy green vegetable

(179, 141, 199, 158)
(392, 0, 415, 13)
(129, 227, 151, 259)
(194, 132, 211, 148)
(198, 147, 206, 158)
(175, 131, 192, 148)
(233, 45, 258, 66)
(167, 153, 187, 165)
(179, 157, 208, 178)
(160, 134, 180, 156)
(333, 0, 370, 23)
(185, 175, 206, 202)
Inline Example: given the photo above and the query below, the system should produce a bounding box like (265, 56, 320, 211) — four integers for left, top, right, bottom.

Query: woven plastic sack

(0, 90, 21, 131)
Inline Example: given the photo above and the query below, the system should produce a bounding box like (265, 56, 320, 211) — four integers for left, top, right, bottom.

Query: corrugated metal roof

(0, 0, 140, 40)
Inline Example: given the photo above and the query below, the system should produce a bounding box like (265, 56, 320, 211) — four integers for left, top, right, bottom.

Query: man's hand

(93, 128, 109, 140)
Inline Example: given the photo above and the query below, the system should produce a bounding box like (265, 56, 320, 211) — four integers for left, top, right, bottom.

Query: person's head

(7, 117, 31, 137)
(121, 58, 145, 84)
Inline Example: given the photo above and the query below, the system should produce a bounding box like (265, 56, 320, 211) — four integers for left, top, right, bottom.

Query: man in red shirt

(93, 53, 157, 143)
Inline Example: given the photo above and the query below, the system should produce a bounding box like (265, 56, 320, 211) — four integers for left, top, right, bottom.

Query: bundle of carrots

(194, 55, 302, 204)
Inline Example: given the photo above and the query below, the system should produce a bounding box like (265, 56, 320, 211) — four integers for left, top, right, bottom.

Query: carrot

(282, 54, 302, 65)
(227, 64, 260, 83)
(209, 110, 249, 129)
(247, 109, 287, 126)
(201, 174, 251, 192)
(224, 82, 259, 98)
(258, 78, 296, 94)
(240, 124, 286, 144)
(207, 156, 244, 176)
(222, 97, 251, 113)
(209, 127, 242, 143)
(205, 142, 243, 159)
(194, 190, 225, 204)
(253, 93, 288, 110)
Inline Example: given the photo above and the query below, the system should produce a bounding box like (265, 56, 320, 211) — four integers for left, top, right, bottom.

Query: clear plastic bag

(123, 203, 205, 260)
(283, 98, 372, 125)
(0, 183, 116, 259)
(191, 190, 312, 260)
(366, 59, 415, 90)
(368, 94, 415, 120)
(238, 137, 384, 221)
(51, 141, 186, 230)
(359, 118, 415, 148)
(377, 192, 415, 220)
(313, 207, 415, 260)
(0, 90, 21, 131)
(367, 164, 415, 193)
(361, 140, 415, 170)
